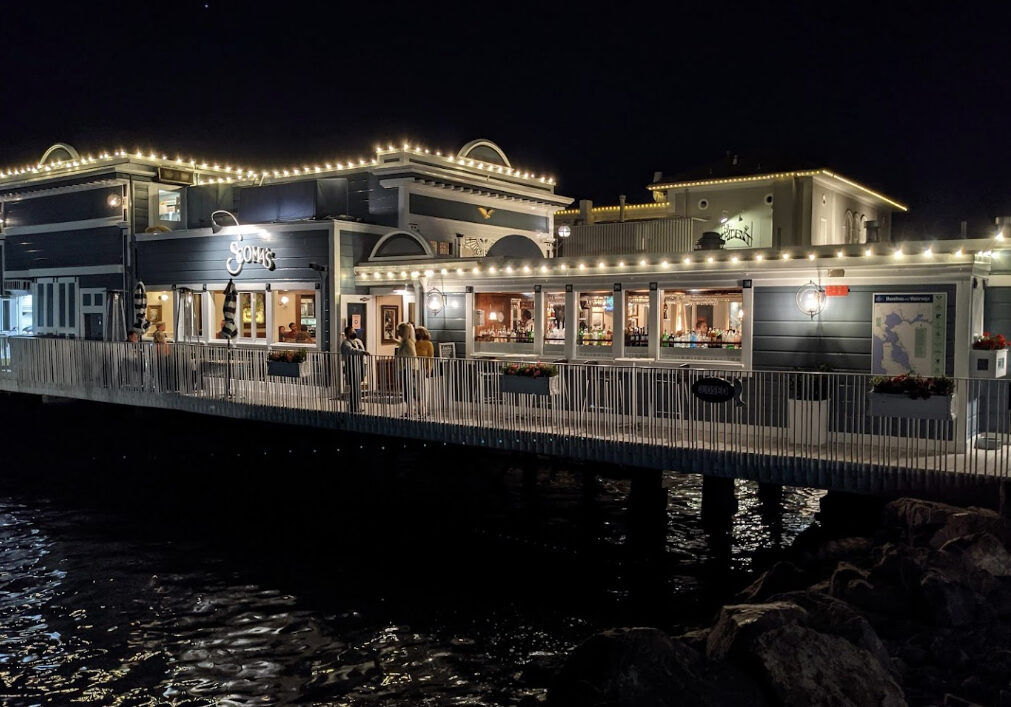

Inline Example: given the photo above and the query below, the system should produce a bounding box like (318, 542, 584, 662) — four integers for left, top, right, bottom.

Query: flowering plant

(268, 348, 307, 363)
(972, 332, 1008, 350)
(870, 373, 954, 399)
(500, 362, 558, 378)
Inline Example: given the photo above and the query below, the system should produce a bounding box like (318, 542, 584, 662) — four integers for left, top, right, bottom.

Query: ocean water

(0, 395, 823, 705)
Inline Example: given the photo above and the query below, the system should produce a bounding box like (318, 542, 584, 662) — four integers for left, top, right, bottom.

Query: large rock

(735, 561, 809, 603)
(929, 507, 1011, 550)
(770, 590, 892, 668)
(919, 571, 982, 627)
(549, 627, 767, 707)
(939, 532, 1011, 578)
(886, 498, 968, 545)
(706, 602, 807, 661)
(750, 624, 907, 706)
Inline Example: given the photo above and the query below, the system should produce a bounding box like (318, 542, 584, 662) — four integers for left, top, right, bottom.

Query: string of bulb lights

(355, 237, 1006, 281)
(0, 143, 556, 185)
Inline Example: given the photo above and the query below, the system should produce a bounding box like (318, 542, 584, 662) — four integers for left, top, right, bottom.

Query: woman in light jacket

(394, 322, 422, 417)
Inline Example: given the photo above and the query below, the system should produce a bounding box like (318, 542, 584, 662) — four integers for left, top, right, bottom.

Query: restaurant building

(0, 139, 570, 353)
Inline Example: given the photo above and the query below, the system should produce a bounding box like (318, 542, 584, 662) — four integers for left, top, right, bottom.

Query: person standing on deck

(415, 326, 435, 415)
(340, 325, 369, 413)
(394, 322, 422, 418)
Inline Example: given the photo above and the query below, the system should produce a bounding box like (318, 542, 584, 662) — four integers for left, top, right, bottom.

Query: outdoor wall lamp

(211, 210, 239, 233)
(796, 281, 827, 318)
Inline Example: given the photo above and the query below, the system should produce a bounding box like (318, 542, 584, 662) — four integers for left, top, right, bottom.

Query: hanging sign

(825, 285, 849, 297)
(690, 376, 746, 407)
(226, 233, 276, 276)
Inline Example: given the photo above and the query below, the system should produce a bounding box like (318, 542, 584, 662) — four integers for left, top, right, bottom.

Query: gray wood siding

(409, 194, 549, 232)
(134, 182, 149, 233)
(338, 230, 380, 294)
(752, 284, 956, 373)
(137, 229, 330, 284)
(425, 293, 466, 356)
(4, 226, 125, 272)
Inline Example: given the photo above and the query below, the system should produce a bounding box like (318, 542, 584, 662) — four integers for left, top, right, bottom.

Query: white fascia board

(404, 182, 560, 216)
(375, 165, 572, 207)
(0, 178, 126, 202)
(5, 265, 125, 277)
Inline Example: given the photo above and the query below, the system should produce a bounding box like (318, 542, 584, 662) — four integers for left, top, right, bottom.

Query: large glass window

(624, 290, 650, 348)
(273, 289, 317, 344)
(544, 293, 566, 347)
(473, 292, 535, 348)
(239, 292, 267, 340)
(660, 289, 743, 353)
(145, 290, 174, 340)
(577, 292, 613, 347)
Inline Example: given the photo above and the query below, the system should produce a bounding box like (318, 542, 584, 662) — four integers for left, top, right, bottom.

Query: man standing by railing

(340, 325, 369, 413)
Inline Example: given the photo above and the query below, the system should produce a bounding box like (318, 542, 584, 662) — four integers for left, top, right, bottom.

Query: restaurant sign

(690, 376, 746, 407)
(226, 233, 276, 276)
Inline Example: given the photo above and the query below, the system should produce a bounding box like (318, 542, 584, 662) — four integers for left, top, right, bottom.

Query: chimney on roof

(732, 154, 739, 166)
(619, 194, 627, 223)
(652, 171, 663, 184)
(960, 220, 968, 238)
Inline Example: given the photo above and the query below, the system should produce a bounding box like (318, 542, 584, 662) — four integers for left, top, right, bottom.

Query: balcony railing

(0, 336, 1008, 481)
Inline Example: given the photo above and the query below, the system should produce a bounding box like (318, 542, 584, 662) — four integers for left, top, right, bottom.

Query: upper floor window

(158, 189, 182, 222)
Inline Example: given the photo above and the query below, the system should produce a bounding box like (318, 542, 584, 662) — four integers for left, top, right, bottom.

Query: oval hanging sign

(691, 376, 742, 405)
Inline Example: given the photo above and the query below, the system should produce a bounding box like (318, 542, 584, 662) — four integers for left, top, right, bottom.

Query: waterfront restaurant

(1, 139, 569, 352)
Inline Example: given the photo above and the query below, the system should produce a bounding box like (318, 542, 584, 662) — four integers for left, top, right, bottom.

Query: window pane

(474, 292, 535, 343)
(544, 293, 565, 345)
(67, 283, 76, 328)
(145, 291, 173, 339)
(94, 293, 103, 307)
(624, 291, 650, 347)
(240, 293, 252, 338)
(46, 283, 54, 328)
(661, 289, 744, 348)
(578, 292, 613, 346)
(158, 190, 182, 222)
(274, 289, 316, 343)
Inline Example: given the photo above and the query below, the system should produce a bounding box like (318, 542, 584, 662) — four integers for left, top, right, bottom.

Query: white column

(533, 289, 545, 358)
(611, 286, 625, 359)
(647, 285, 661, 360)
(564, 288, 577, 361)
(742, 285, 755, 371)
(464, 290, 475, 358)
(414, 282, 425, 327)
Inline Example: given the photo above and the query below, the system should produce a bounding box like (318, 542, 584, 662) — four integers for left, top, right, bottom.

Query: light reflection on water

(0, 469, 823, 705)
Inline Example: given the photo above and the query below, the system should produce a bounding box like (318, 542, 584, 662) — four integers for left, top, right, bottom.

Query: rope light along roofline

(0, 140, 557, 187)
(352, 245, 994, 279)
(645, 169, 907, 212)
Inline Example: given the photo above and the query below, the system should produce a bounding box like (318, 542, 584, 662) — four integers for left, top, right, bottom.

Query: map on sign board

(871, 293, 946, 376)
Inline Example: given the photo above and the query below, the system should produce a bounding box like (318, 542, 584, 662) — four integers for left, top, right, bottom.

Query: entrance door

(347, 301, 367, 347)
(80, 289, 106, 340)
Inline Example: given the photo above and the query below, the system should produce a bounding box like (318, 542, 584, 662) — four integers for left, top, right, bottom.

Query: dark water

(0, 395, 823, 705)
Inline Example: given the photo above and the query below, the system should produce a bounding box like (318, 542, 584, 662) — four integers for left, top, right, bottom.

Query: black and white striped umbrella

(131, 281, 148, 335)
(221, 279, 238, 340)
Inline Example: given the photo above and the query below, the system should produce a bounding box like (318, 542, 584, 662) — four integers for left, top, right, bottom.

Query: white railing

(1, 336, 1008, 481)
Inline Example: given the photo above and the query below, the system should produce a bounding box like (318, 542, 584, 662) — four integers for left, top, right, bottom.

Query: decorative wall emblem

(477, 207, 496, 220)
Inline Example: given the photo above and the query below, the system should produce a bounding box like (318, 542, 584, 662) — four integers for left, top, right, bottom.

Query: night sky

(2, 2, 1008, 238)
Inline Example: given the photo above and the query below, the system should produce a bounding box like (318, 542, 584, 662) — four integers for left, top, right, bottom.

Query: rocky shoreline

(545, 494, 1011, 706)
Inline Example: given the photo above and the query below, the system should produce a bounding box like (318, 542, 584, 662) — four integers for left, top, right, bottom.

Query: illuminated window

(474, 292, 535, 348)
(660, 289, 743, 352)
(158, 189, 182, 222)
(544, 293, 566, 347)
(273, 289, 317, 344)
(578, 291, 613, 347)
(624, 290, 650, 347)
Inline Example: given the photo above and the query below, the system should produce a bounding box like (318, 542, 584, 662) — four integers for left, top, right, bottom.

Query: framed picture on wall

(381, 305, 399, 344)
(146, 304, 162, 325)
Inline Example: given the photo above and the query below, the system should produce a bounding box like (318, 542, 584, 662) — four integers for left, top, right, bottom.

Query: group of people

(281, 321, 315, 343)
(339, 322, 434, 416)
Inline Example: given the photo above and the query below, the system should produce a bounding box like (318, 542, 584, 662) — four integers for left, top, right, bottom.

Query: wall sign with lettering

(226, 233, 276, 276)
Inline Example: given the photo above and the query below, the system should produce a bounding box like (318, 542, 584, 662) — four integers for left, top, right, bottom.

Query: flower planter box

(867, 392, 955, 420)
(267, 360, 310, 379)
(970, 348, 1008, 379)
(787, 398, 830, 446)
(499, 374, 560, 396)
